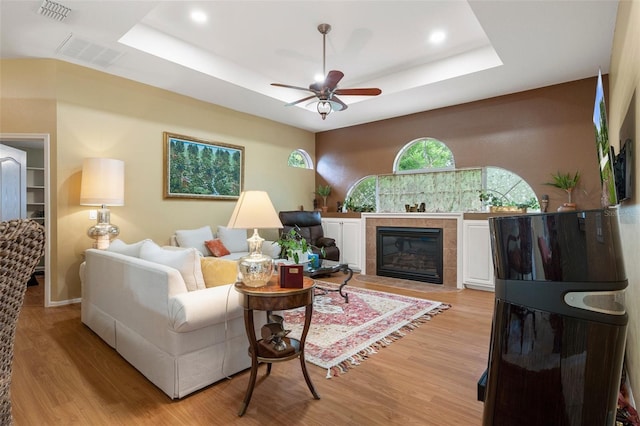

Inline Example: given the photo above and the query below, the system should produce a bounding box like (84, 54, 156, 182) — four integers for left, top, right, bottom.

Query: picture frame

(163, 132, 244, 200)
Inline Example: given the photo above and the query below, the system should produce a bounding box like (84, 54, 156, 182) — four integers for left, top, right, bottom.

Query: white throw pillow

(139, 241, 206, 291)
(175, 226, 214, 256)
(217, 226, 248, 253)
(107, 239, 151, 258)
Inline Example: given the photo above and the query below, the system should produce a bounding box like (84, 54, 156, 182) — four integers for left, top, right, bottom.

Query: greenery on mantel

(479, 191, 540, 210)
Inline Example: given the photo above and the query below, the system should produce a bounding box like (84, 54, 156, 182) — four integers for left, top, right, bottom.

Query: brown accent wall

(316, 77, 606, 213)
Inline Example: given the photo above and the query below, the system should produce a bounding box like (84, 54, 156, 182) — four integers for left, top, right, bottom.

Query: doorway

(0, 133, 51, 307)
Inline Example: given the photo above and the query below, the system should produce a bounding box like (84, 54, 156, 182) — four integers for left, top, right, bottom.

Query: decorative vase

(288, 250, 309, 264)
(321, 206, 328, 213)
(557, 203, 577, 212)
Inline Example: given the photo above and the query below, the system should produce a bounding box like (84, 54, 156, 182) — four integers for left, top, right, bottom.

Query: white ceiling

(0, 0, 619, 133)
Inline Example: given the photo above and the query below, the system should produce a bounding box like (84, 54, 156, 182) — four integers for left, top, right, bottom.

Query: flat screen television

(613, 139, 632, 202)
(593, 69, 618, 206)
(616, 90, 635, 202)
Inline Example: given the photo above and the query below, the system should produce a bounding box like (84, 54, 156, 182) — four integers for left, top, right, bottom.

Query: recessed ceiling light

(429, 30, 446, 44)
(190, 10, 207, 24)
(314, 73, 324, 83)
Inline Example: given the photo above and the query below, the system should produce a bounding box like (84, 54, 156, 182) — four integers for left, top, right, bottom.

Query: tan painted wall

(0, 59, 59, 300)
(610, 0, 640, 400)
(0, 59, 315, 303)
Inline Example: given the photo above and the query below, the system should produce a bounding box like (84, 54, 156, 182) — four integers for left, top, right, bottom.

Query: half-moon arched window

(393, 138, 455, 173)
(287, 149, 313, 169)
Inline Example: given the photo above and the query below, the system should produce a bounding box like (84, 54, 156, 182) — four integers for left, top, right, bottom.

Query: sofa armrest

(168, 285, 242, 332)
(315, 237, 336, 247)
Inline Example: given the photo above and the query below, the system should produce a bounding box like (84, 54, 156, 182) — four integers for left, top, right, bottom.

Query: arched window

(482, 167, 540, 210)
(394, 138, 455, 173)
(344, 175, 377, 212)
(287, 149, 313, 169)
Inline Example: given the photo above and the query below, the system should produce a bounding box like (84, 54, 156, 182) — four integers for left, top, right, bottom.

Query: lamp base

(87, 207, 120, 250)
(238, 253, 273, 287)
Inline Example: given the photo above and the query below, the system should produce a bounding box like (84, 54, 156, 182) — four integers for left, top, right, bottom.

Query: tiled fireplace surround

(361, 213, 463, 289)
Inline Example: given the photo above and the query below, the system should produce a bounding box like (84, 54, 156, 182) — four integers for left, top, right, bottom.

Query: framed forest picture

(163, 132, 244, 200)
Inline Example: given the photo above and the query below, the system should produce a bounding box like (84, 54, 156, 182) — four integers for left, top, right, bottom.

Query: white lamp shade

(227, 191, 283, 229)
(80, 158, 125, 206)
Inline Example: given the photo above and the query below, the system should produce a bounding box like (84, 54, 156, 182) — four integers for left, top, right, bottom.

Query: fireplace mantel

(361, 212, 464, 289)
(362, 212, 464, 220)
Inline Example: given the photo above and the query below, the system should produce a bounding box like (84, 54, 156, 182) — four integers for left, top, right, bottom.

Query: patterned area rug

(283, 281, 450, 378)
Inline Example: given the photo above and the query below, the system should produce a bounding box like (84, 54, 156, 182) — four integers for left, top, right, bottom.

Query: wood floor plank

(11, 277, 495, 425)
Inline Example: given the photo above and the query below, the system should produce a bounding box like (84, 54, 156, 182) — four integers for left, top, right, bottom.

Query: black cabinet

(481, 209, 627, 426)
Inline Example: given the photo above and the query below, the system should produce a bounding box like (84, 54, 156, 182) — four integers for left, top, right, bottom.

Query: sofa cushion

(139, 241, 206, 291)
(175, 226, 214, 256)
(217, 226, 248, 253)
(107, 239, 152, 257)
(200, 257, 238, 288)
(205, 239, 231, 257)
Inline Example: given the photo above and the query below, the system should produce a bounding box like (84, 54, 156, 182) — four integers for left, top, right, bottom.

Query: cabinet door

(321, 218, 362, 270)
(322, 219, 343, 248)
(463, 220, 494, 291)
(340, 219, 361, 270)
(0, 144, 27, 220)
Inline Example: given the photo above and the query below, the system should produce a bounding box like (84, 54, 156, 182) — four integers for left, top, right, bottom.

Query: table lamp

(227, 191, 283, 287)
(80, 158, 124, 249)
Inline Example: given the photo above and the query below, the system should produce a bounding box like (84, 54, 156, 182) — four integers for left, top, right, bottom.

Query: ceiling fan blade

(334, 88, 382, 96)
(271, 83, 313, 93)
(309, 82, 322, 92)
(308, 70, 344, 92)
(325, 70, 344, 90)
(331, 96, 348, 111)
(285, 95, 317, 107)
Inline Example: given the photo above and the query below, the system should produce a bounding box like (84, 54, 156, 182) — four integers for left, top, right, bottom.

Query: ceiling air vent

(37, 0, 71, 22)
(56, 34, 124, 68)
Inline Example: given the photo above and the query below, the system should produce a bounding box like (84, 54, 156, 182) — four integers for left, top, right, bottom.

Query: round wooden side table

(235, 275, 320, 417)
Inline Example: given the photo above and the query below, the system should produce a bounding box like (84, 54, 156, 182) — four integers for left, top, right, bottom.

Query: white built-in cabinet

(321, 218, 362, 271)
(27, 167, 45, 224)
(462, 220, 494, 291)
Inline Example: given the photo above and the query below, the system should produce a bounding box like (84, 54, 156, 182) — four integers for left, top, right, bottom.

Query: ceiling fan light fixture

(270, 22, 381, 120)
(317, 101, 332, 120)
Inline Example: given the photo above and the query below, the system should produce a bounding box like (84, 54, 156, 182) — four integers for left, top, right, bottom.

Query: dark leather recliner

(278, 211, 340, 261)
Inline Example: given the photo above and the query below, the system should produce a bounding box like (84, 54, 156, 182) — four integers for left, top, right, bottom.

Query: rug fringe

(326, 303, 451, 378)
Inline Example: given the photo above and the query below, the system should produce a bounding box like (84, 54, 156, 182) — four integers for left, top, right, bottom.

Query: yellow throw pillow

(200, 257, 238, 288)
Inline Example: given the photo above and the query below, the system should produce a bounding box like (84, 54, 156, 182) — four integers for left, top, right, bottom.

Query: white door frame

(0, 133, 51, 307)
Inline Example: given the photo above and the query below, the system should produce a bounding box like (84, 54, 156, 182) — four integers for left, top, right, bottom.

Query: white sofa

(80, 240, 264, 399)
(170, 225, 280, 260)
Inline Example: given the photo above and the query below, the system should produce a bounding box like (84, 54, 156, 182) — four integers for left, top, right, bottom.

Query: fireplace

(376, 226, 443, 284)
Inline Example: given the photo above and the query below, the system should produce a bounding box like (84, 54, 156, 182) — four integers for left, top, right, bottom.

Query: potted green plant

(478, 191, 539, 213)
(545, 171, 580, 211)
(276, 228, 310, 263)
(314, 184, 331, 212)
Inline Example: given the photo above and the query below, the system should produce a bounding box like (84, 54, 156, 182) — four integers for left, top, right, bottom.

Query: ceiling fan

(271, 23, 382, 120)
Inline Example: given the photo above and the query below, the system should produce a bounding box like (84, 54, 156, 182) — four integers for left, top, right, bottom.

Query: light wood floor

(12, 277, 495, 425)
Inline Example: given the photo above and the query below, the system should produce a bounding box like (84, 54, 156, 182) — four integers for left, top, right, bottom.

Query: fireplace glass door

(376, 226, 443, 284)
